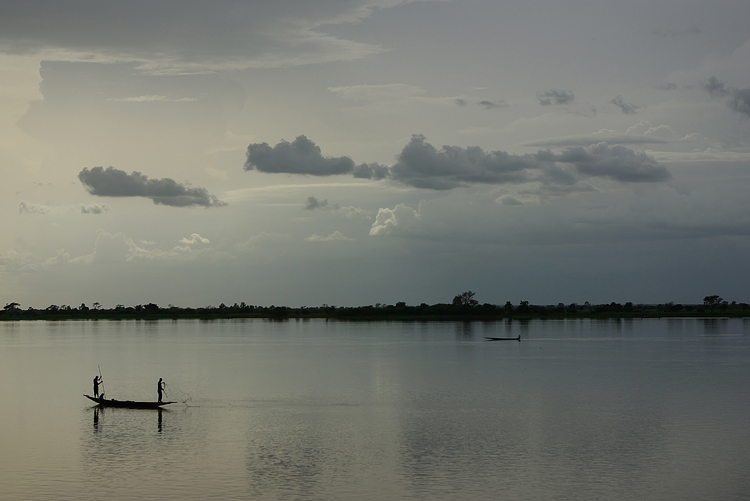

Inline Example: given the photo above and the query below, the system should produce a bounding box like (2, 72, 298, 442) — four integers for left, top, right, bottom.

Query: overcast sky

(1, 0, 749, 308)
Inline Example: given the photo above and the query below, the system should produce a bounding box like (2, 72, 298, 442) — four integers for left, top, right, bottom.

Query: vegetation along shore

(2, 293, 748, 321)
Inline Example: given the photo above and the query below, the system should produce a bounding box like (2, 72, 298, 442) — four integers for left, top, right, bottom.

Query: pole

(98, 364, 105, 397)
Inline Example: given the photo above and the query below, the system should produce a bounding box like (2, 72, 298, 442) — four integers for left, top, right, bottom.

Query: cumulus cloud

(80, 203, 110, 214)
(611, 96, 638, 114)
(179, 233, 210, 245)
(705, 77, 750, 117)
(370, 204, 421, 236)
(555, 142, 670, 182)
(305, 231, 355, 242)
(537, 89, 575, 106)
(247, 134, 670, 190)
(78, 166, 226, 207)
(245, 135, 355, 176)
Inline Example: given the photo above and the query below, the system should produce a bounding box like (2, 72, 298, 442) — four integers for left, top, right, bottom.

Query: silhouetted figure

(157, 378, 165, 403)
(93, 376, 102, 398)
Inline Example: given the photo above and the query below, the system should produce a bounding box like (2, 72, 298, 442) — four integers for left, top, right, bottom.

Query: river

(1, 318, 748, 500)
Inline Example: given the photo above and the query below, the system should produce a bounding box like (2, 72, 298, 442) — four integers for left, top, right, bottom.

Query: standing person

(157, 378, 165, 403)
(93, 375, 102, 398)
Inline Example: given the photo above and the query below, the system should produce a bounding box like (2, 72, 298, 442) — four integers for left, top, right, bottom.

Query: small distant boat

(485, 336, 521, 341)
(84, 395, 174, 408)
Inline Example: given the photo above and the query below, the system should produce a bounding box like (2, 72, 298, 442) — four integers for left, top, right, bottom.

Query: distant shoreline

(2, 301, 748, 322)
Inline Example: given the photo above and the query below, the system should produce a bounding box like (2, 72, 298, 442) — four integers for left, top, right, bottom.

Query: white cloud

(179, 233, 210, 245)
(305, 231, 355, 242)
(370, 204, 421, 236)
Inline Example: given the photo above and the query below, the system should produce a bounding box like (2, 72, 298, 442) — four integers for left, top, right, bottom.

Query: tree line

(2, 293, 748, 321)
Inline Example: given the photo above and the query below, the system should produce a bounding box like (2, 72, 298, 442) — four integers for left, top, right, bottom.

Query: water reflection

(454, 321, 473, 339)
(699, 317, 728, 335)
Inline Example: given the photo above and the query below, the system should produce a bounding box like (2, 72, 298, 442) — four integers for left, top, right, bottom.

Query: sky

(1, 0, 749, 309)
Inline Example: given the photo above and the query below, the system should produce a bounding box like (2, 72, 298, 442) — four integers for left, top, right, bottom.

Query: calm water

(1, 318, 749, 500)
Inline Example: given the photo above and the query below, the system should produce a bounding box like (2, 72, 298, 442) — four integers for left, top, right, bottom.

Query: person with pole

(157, 378, 165, 403)
(93, 375, 103, 398)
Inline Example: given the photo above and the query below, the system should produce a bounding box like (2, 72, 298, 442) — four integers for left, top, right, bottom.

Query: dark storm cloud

(245, 135, 355, 176)
(611, 96, 638, 114)
(78, 166, 226, 208)
(537, 89, 575, 106)
(244, 135, 670, 190)
(704, 77, 750, 117)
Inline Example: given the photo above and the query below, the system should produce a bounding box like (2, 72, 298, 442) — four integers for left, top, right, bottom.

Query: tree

(4, 302, 20, 311)
(452, 291, 478, 308)
(703, 295, 723, 310)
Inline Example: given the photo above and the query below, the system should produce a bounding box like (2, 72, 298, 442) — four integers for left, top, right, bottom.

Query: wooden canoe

(84, 395, 174, 408)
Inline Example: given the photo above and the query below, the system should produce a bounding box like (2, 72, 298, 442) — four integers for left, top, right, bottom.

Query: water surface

(1, 318, 749, 500)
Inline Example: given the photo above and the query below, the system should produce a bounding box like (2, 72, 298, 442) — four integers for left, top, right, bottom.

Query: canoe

(485, 336, 521, 341)
(84, 394, 174, 408)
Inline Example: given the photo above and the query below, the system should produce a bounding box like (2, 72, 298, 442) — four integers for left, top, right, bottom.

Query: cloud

(704, 77, 750, 117)
(387, 134, 534, 190)
(179, 233, 210, 245)
(454, 98, 468, 107)
(477, 100, 507, 110)
(0, 1, 405, 72)
(249, 134, 670, 190)
(304, 196, 368, 218)
(18, 201, 52, 215)
(80, 203, 110, 214)
(245, 135, 355, 176)
(78, 166, 226, 207)
(537, 89, 575, 106)
(305, 231, 355, 242)
(523, 133, 670, 148)
(370, 204, 421, 236)
(611, 96, 638, 114)
(555, 142, 670, 182)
